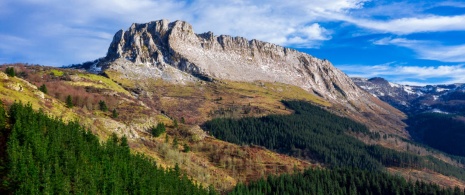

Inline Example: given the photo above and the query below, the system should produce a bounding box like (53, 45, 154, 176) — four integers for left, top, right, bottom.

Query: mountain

(352, 77, 465, 115)
(78, 19, 406, 137)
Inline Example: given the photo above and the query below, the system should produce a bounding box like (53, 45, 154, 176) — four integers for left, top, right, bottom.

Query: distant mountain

(75, 19, 406, 137)
(352, 77, 465, 115)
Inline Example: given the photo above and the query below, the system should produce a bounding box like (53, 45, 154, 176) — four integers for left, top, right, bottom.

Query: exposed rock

(34, 91, 45, 99)
(0, 72, 8, 80)
(87, 19, 406, 136)
(7, 82, 23, 91)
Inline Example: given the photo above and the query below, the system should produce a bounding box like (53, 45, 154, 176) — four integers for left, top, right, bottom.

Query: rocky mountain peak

(88, 19, 406, 135)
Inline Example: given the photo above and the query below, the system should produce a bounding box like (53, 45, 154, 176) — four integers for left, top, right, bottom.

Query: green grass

(78, 73, 131, 96)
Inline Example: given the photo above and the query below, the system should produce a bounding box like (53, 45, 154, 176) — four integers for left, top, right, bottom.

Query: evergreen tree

(1, 102, 211, 194)
(5, 67, 15, 77)
(111, 108, 118, 118)
(98, 100, 108, 112)
(150, 123, 165, 137)
(39, 84, 48, 94)
(66, 95, 73, 108)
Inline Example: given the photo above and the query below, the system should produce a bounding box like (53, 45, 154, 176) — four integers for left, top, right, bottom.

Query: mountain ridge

(78, 19, 406, 137)
(352, 77, 465, 115)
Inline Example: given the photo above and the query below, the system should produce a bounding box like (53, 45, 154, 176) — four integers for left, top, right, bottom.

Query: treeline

(230, 168, 465, 195)
(0, 101, 212, 194)
(203, 100, 465, 180)
(407, 113, 465, 157)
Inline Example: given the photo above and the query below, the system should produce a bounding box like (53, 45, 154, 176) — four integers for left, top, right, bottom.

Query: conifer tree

(39, 84, 48, 94)
(111, 108, 118, 118)
(5, 67, 15, 77)
(66, 95, 73, 108)
(98, 100, 108, 112)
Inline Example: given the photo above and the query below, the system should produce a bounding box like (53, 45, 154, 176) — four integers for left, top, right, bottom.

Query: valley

(1, 19, 465, 194)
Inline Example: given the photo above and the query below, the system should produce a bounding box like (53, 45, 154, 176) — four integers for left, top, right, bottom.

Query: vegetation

(204, 100, 465, 180)
(5, 67, 15, 77)
(150, 123, 166, 137)
(112, 108, 119, 118)
(407, 113, 465, 157)
(231, 168, 465, 195)
(99, 100, 108, 112)
(39, 84, 48, 94)
(0, 102, 212, 194)
(66, 95, 73, 108)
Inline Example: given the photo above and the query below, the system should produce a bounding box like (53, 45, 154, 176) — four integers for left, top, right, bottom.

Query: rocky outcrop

(92, 19, 406, 136)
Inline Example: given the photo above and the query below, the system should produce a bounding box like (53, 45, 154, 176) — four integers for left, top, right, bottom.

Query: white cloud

(338, 63, 465, 85)
(1, 0, 371, 65)
(373, 37, 465, 62)
(343, 14, 465, 34)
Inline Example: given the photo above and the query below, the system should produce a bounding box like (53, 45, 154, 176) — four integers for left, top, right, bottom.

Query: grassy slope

(0, 65, 316, 192)
(2, 64, 465, 192)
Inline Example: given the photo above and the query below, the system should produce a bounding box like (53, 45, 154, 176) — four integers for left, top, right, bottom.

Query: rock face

(353, 77, 465, 115)
(90, 19, 406, 135)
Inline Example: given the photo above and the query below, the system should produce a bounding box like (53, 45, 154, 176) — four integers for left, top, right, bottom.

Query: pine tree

(99, 100, 108, 112)
(39, 84, 48, 94)
(111, 109, 118, 118)
(66, 95, 73, 108)
(150, 123, 165, 137)
(5, 67, 15, 77)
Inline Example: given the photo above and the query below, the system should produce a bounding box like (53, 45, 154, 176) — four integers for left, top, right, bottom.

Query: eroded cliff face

(95, 19, 407, 136)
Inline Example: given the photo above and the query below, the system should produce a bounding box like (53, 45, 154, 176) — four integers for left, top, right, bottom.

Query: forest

(406, 113, 465, 157)
(203, 100, 465, 180)
(0, 101, 212, 194)
(231, 168, 465, 195)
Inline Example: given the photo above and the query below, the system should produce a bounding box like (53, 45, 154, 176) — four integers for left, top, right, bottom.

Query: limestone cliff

(92, 19, 406, 136)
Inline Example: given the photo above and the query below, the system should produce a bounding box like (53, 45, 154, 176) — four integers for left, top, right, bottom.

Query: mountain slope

(352, 77, 465, 115)
(81, 19, 406, 137)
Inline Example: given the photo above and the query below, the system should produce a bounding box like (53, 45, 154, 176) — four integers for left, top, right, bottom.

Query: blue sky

(1, 0, 465, 85)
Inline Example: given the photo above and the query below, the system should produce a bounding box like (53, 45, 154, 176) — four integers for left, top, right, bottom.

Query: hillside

(1, 20, 465, 193)
(353, 77, 465, 158)
(2, 64, 465, 193)
(0, 64, 315, 192)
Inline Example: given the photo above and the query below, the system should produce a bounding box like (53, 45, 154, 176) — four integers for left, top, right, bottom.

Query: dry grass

(388, 167, 465, 189)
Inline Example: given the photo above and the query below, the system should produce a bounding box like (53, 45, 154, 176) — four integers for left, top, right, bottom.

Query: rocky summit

(83, 19, 406, 135)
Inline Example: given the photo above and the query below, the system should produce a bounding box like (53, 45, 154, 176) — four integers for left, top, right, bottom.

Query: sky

(1, 0, 465, 86)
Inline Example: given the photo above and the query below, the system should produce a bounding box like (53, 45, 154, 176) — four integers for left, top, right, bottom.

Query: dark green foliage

(230, 168, 463, 195)
(183, 143, 190, 153)
(173, 137, 179, 148)
(39, 84, 48, 94)
(66, 95, 73, 108)
(5, 67, 15, 77)
(1, 102, 211, 194)
(99, 100, 108, 112)
(150, 123, 165, 137)
(204, 100, 465, 180)
(407, 113, 465, 157)
(112, 108, 118, 118)
(0, 101, 5, 131)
